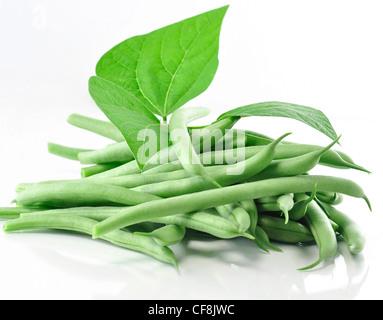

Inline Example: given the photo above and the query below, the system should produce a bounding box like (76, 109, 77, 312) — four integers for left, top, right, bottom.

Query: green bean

(250, 136, 341, 181)
(3, 214, 177, 267)
(20, 207, 254, 240)
(20, 206, 121, 221)
(316, 191, 344, 205)
(152, 209, 254, 240)
(257, 196, 280, 204)
(87, 160, 141, 179)
(169, 107, 221, 189)
(277, 193, 294, 224)
(289, 185, 317, 221)
(17, 169, 195, 192)
(67, 113, 125, 142)
(198, 143, 369, 173)
(319, 202, 366, 254)
(0, 207, 44, 219)
(135, 224, 186, 247)
(81, 162, 125, 178)
(145, 115, 239, 169)
(191, 117, 241, 153)
(257, 215, 314, 243)
(240, 199, 258, 236)
(133, 133, 290, 198)
(92, 175, 370, 239)
(47, 142, 93, 161)
(242, 129, 357, 167)
(142, 162, 183, 175)
(16, 181, 161, 208)
(253, 226, 283, 252)
(257, 202, 281, 212)
(78, 142, 134, 165)
(299, 200, 338, 270)
(216, 204, 251, 233)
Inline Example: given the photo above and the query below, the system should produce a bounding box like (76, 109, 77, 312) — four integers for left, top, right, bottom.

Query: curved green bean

(81, 162, 125, 178)
(16, 181, 161, 208)
(151, 209, 254, 240)
(48, 142, 93, 161)
(319, 202, 366, 254)
(257, 215, 314, 243)
(316, 191, 344, 205)
(78, 142, 134, 165)
(250, 136, 341, 180)
(300, 200, 338, 270)
(67, 113, 125, 142)
(3, 214, 177, 267)
(169, 107, 220, 188)
(135, 224, 186, 247)
(277, 193, 294, 224)
(289, 185, 317, 221)
(253, 226, 282, 252)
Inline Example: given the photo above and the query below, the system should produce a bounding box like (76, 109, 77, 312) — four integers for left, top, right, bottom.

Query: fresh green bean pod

(67, 113, 125, 142)
(151, 209, 254, 240)
(257, 215, 314, 243)
(277, 193, 294, 224)
(20, 207, 253, 240)
(253, 226, 283, 252)
(87, 160, 141, 179)
(319, 202, 366, 254)
(169, 107, 221, 188)
(0, 207, 43, 219)
(257, 196, 280, 204)
(17, 169, 195, 192)
(299, 200, 338, 270)
(92, 175, 371, 238)
(251, 136, 341, 181)
(257, 202, 281, 212)
(217, 204, 251, 233)
(16, 181, 161, 208)
(198, 143, 369, 173)
(48, 142, 93, 161)
(145, 115, 239, 169)
(135, 224, 186, 247)
(3, 214, 177, 267)
(81, 162, 125, 178)
(78, 142, 134, 165)
(289, 185, 317, 221)
(240, 199, 258, 236)
(20, 206, 121, 221)
(316, 191, 344, 205)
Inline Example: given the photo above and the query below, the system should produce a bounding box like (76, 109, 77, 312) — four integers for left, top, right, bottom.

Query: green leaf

(95, 5, 229, 119)
(88, 76, 162, 169)
(218, 101, 338, 140)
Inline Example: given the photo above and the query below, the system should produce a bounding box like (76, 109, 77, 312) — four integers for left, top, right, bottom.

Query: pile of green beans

(0, 110, 372, 270)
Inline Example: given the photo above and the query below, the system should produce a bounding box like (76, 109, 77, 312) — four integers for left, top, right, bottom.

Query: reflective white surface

(1, 0, 382, 300)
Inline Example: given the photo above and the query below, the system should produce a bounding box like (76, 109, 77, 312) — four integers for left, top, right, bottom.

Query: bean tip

(364, 196, 372, 212)
(92, 225, 101, 239)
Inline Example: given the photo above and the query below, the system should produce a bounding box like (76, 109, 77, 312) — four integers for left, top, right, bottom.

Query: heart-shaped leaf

(96, 5, 229, 119)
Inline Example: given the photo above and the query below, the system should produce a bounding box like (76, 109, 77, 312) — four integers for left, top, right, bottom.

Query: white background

(1, 0, 382, 300)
